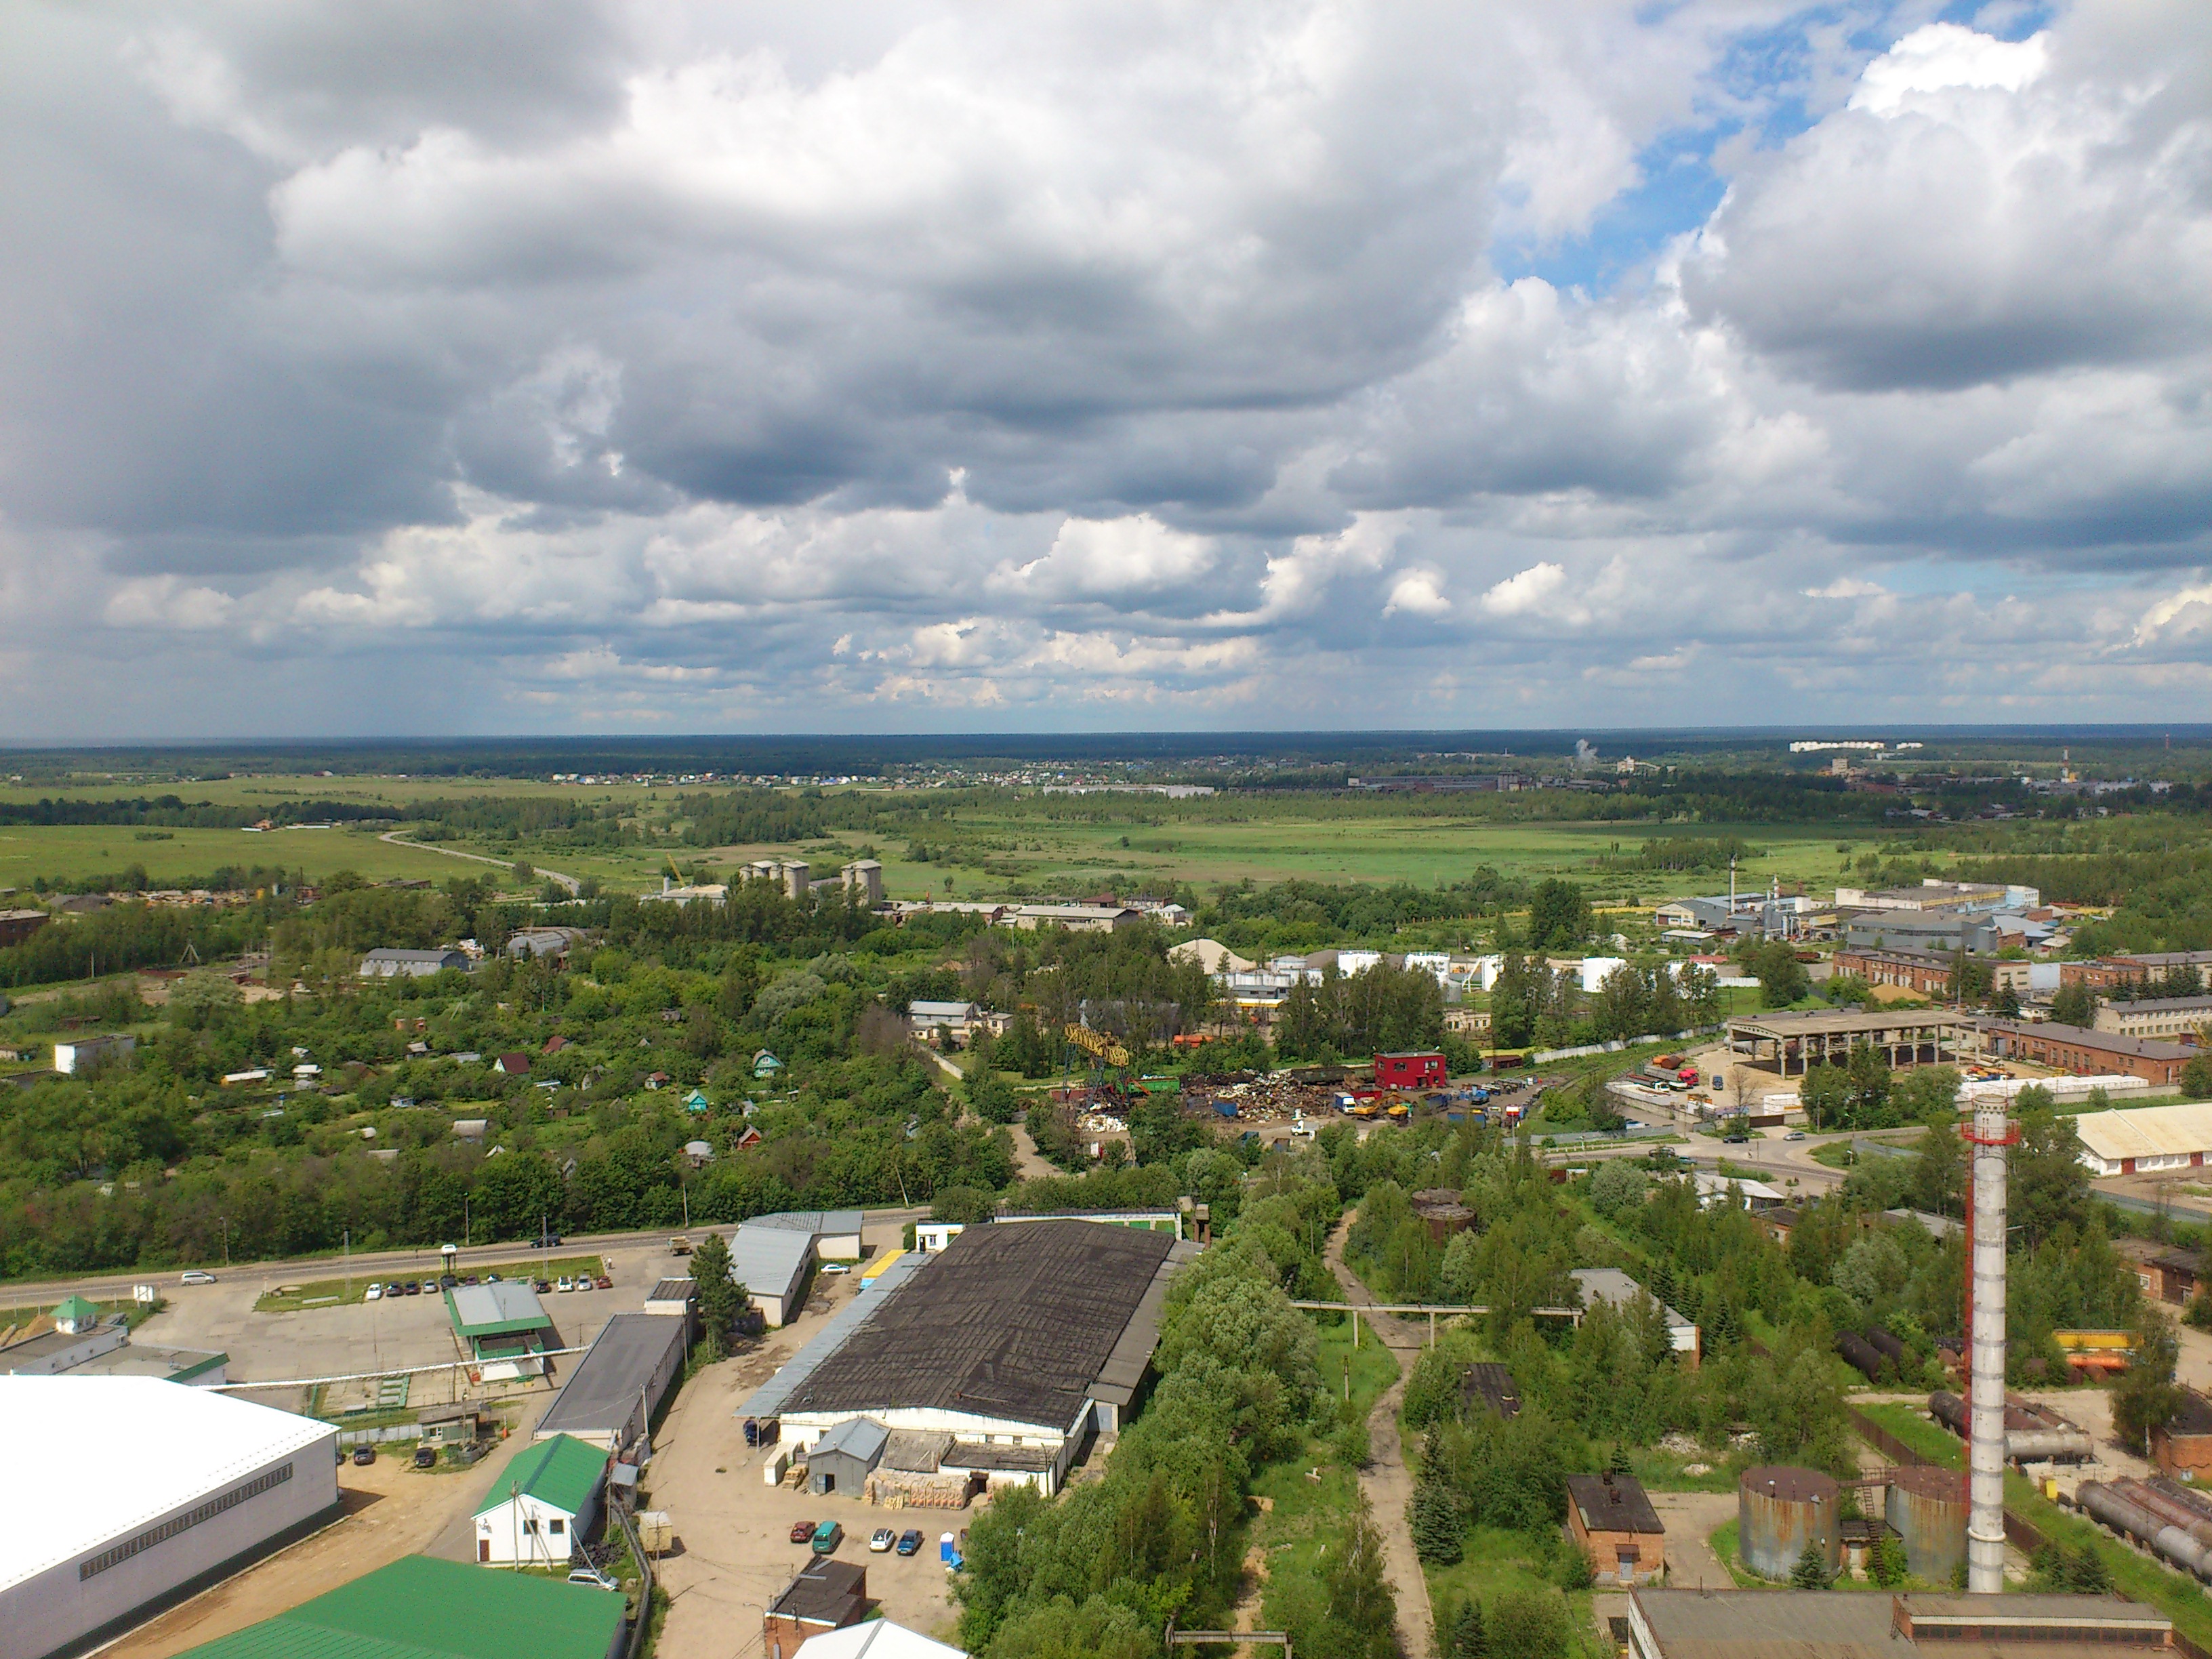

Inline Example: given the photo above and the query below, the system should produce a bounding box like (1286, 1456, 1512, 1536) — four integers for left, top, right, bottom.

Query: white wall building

(472, 1433, 607, 1565)
(0, 1375, 337, 1659)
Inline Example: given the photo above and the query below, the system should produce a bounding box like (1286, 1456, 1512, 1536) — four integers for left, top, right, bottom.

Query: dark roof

(2150, 1249, 2202, 1277)
(1977, 1019, 2191, 1059)
(1740, 1465, 1839, 1502)
(2165, 1387, 2212, 1437)
(772, 1559, 867, 1628)
(778, 1219, 1177, 1430)
(1632, 1589, 2170, 1659)
(1565, 1473, 1663, 1535)
(536, 1313, 685, 1440)
(647, 1277, 696, 1303)
(1459, 1361, 1521, 1419)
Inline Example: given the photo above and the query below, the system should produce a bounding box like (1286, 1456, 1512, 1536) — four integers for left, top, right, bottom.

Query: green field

(0, 764, 1978, 906)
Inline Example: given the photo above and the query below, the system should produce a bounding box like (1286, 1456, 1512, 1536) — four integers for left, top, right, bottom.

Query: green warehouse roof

(476, 1433, 608, 1519)
(173, 1555, 623, 1659)
(51, 1294, 99, 1323)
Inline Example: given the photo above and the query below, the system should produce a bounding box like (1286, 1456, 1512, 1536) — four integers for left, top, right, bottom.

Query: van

(811, 1521, 844, 1554)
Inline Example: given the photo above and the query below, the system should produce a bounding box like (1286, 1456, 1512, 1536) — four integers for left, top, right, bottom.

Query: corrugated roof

(477, 1433, 607, 1518)
(811, 1416, 888, 1465)
(728, 1223, 815, 1302)
(536, 1313, 686, 1441)
(775, 1220, 1176, 1430)
(739, 1252, 928, 1418)
(750, 1209, 866, 1239)
(2072, 1101, 2212, 1162)
(172, 1555, 623, 1659)
(445, 1280, 550, 1336)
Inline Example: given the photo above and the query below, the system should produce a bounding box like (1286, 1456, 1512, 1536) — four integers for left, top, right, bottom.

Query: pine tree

(1448, 1597, 1488, 1659)
(1790, 1538, 1830, 1589)
(1411, 1477, 1465, 1565)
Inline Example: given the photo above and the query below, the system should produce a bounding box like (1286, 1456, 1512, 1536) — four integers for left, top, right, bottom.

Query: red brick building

(1973, 1019, 2190, 1085)
(2060, 958, 2154, 991)
(1835, 948, 1956, 998)
(764, 1559, 867, 1659)
(1566, 1472, 1667, 1585)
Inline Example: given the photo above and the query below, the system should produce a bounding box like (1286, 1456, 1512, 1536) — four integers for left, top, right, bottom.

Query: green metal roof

(475, 1433, 608, 1519)
(173, 1555, 623, 1659)
(52, 1294, 98, 1322)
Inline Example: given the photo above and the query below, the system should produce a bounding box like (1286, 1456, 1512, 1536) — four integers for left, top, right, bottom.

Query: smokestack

(1966, 1099, 2015, 1593)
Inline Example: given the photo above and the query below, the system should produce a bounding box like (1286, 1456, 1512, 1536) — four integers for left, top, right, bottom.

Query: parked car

(352, 1446, 376, 1466)
(869, 1528, 896, 1553)
(404, 1281, 422, 1295)
(386, 1281, 405, 1298)
(180, 1269, 216, 1286)
(557, 1277, 575, 1293)
(438, 1274, 458, 1290)
(365, 1284, 383, 1301)
(485, 1273, 502, 1283)
(819, 1263, 851, 1275)
(594, 1275, 613, 1290)
(1785, 1130, 1807, 1141)
(533, 1280, 553, 1294)
(790, 1519, 818, 1544)
(567, 1565, 618, 1591)
(896, 1530, 924, 1557)
(461, 1274, 480, 1286)
(811, 1521, 844, 1555)
(413, 1446, 436, 1469)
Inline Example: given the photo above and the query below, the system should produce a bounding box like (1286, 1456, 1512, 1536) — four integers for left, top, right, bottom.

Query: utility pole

(344, 1229, 350, 1302)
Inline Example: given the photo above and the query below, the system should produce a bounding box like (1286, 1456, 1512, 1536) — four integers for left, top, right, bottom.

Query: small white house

(472, 1433, 607, 1565)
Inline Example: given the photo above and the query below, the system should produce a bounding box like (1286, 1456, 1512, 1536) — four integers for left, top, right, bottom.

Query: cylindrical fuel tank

(1740, 1465, 1841, 1581)
(1868, 1327, 1909, 1364)
(1885, 1465, 1967, 1584)
(1837, 1332, 1886, 1384)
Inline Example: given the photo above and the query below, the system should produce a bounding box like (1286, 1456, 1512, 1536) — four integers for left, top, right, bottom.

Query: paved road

(0, 1212, 933, 1308)
(377, 830, 581, 896)
(1326, 1213, 1433, 1659)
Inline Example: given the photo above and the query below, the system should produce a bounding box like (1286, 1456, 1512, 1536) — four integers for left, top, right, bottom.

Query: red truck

(1374, 1051, 1447, 1090)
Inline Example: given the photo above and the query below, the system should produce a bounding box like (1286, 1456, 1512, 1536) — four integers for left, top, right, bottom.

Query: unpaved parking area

(1649, 1490, 1736, 1590)
(649, 1218, 965, 1659)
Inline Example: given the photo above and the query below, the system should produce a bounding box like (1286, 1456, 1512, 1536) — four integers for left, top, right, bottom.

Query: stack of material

(884, 1431, 956, 1475)
(864, 1471, 971, 1509)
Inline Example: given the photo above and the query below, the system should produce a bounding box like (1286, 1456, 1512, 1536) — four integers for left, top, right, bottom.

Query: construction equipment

(1063, 1024, 1132, 1069)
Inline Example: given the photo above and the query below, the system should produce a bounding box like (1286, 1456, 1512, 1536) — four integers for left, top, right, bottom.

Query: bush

(1487, 1590, 1568, 1659)
(1411, 1477, 1464, 1564)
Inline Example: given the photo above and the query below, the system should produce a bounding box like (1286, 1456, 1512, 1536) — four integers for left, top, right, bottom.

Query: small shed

(807, 1416, 889, 1496)
(1565, 1471, 1666, 1585)
(684, 1140, 714, 1168)
(417, 1401, 481, 1447)
(493, 1052, 532, 1076)
(644, 1278, 697, 1320)
(473, 1433, 607, 1565)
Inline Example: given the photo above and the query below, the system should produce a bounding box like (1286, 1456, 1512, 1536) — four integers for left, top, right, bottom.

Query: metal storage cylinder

(1837, 1333, 1886, 1384)
(1868, 1327, 1909, 1364)
(1739, 1466, 1841, 1580)
(1885, 1465, 1967, 1583)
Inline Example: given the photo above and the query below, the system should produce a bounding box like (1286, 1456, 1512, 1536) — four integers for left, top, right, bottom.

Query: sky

(3, 0, 2211, 739)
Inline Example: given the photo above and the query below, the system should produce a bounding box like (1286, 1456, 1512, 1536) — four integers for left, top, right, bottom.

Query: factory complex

(741, 1218, 1195, 1498)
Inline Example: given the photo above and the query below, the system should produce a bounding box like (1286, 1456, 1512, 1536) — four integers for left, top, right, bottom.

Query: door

(478, 1540, 491, 1563)
(1617, 1549, 1636, 1584)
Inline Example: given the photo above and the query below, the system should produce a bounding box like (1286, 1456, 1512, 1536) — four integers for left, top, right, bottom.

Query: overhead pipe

(2113, 1479, 2212, 1550)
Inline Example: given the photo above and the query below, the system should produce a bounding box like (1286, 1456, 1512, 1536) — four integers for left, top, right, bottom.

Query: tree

(1588, 1160, 1647, 1221)
(1867, 1533, 1906, 1587)
(1991, 981, 2022, 1019)
(2051, 982, 2097, 1029)
(1486, 1589, 1568, 1659)
(1442, 1598, 1488, 1659)
(1412, 1477, 1465, 1564)
(1526, 880, 1591, 952)
(1790, 1538, 1830, 1589)
(2114, 1312, 2184, 1453)
(2011, 1103, 2091, 1247)
(690, 1232, 747, 1341)
(1318, 1508, 1398, 1659)
(1745, 941, 1809, 1008)
(2183, 1054, 2212, 1102)
(512, 860, 535, 887)
(1799, 1064, 1850, 1132)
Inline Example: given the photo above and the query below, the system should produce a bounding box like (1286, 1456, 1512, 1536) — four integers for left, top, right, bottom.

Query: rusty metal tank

(1740, 1465, 1841, 1580)
(1885, 1465, 1968, 1582)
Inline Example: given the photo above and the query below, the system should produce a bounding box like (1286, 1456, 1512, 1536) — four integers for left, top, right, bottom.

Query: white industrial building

(2072, 1101, 2212, 1177)
(472, 1433, 608, 1565)
(749, 1209, 865, 1262)
(1572, 1267, 1701, 1366)
(0, 1375, 337, 1659)
(727, 1223, 817, 1326)
(739, 1221, 1195, 1497)
(802, 1620, 967, 1659)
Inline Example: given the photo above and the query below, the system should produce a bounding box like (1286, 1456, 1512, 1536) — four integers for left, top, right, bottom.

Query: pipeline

(1931, 1391, 1969, 1435)
(1925, 1391, 2091, 1462)
(2148, 1477, 2212, 1524)
(1868, 1326, 1909, 1364)
(2076, 1481, 2212, 1582)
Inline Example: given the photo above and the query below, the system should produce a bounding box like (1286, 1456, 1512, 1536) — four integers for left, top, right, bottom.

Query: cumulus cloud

(0, 0, 2207, 735)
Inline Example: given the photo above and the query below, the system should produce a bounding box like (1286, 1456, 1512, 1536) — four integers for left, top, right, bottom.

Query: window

(550, 1518, 565, 1534)
(81, 1462, 295, 1580)
(525, 1519, 539, 1534)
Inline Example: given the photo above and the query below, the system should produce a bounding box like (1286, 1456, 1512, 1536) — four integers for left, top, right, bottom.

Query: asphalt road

(0, 1210, 935, 1307)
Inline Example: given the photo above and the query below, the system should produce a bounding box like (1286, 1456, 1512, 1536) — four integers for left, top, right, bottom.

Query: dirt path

(377, 830, 580, 895)
(1326, 1213, 1432, 1659)
(1647, 1490, 1737, 1591)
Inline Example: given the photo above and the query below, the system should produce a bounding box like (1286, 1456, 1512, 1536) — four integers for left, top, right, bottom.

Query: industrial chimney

(1965, 1099, 2017, 1593)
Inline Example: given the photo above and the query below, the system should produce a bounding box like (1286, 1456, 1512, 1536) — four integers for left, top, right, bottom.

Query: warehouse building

(2, 1375, 337, 1659)
(473, 1433, 608, 1565)
(444, 1281, 556, 1374)
(1572, 1268, 1699, 1365)
(799, 1619, 966, 1659)
(2068, 1101, 2212, 1176)
(750, 1210, 866, 1261)
(1974, 1019, 2190, 1086)
(535, 1312, 687, 1455)
(173, 1555, 626, 1659)
(728, 1222, 817, 1326)
(741, 1220, 1193, 1496)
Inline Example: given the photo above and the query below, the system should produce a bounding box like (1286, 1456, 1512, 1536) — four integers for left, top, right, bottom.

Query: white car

(556, 1276, 575, 1292)
(869, 1528, 897, 1553)
(180, 1269, 216, 1286)
(365, 1284, 383, 1300)
(819, 1263, 851, 1275)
